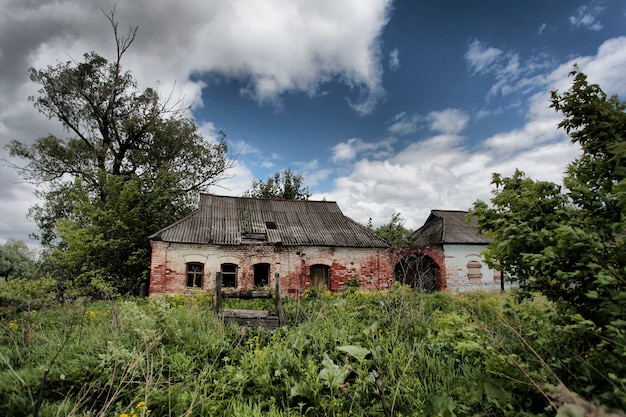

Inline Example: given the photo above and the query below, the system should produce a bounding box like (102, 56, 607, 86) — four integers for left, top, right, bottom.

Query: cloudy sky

(1, 0, 626, 247)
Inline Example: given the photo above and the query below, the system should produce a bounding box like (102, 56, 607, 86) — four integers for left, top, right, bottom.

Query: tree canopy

(0, 239, 37, 280)
(244, 168, 310, 200)
(6, 12, 231, 293)
(470, 69, 626, 407)
(368, 212, 413, 247)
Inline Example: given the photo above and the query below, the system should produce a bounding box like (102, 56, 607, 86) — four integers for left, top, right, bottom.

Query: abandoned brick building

(148, 194, 395, 296)
(411, 210, 502, 291)
(148, 195, 501, 296)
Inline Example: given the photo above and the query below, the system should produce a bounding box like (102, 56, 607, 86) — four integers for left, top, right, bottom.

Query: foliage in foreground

(1, 283, 624, 417)
(470, 70, 626, 407)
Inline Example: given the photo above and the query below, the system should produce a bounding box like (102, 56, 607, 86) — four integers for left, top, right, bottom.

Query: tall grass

(0, 282, 623, 416)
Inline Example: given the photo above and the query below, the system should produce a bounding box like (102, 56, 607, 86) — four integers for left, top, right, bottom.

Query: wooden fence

(214, 272, 284, 330)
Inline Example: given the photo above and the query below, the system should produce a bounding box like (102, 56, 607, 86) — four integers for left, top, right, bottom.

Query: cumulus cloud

(426, 109, 470, 135)
(0, 0, 395, 244)
(208, 160, 254, 197)
(325, 36, 626, 230)
(386, 108, 469, 138)
(331, 137, 396, 163)
(0, 0, 393, 142)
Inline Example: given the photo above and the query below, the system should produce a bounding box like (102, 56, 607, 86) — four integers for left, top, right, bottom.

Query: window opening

(394, 254, 437, 292)
(254, 263, 270, 287)
(186, 263, 204, 288)
(310, 264, 330, 291)
(221, 263, 238, 288)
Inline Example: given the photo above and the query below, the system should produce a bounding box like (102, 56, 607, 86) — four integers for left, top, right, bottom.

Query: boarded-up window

(221, 263, 238, 288)
(467, 260, 482, 284)
(186, 263, 204, 288)
(310, 264, 330, 290)
(254, 263, 270, 287)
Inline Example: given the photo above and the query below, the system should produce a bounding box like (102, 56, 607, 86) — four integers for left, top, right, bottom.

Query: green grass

(0, 283, 623, 416)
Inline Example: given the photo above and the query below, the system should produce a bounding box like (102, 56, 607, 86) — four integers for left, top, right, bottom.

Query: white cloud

(325, 36, 626, 230)
(538, 23, 547, 34)
(569, 5, 604, 31)
(465, 40, 560, 101)
(293, 159, 332, 187)
(426, 109, 470, 135)
(386, 112, 420, 136)
(465, 39, 503, 74)
(389, 48, 400, 71)
(208, 160, 254, 197)
(331, 137, 396, 163)
(0, 0, 395, 244)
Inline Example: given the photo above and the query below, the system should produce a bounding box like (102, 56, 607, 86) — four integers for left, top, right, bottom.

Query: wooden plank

(275, 273, 284, 324)
(214, 272, 222, 315)
(222, 309, 276, 319)
(221, 290, 272, 299)
(224, 316, 280, 330)
(215, 273, 283, 329)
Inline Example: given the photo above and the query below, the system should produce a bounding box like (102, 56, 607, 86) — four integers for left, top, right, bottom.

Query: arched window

(186, 263, 204, 288)
(394, 254, 437, 292)
(221, 263, 238, 288)
(253, 263, 270, 287)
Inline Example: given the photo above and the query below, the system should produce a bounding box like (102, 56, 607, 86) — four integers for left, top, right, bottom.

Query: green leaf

(337, 345, 371, 362)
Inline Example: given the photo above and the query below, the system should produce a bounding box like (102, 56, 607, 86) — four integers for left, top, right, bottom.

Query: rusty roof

(149, 194, 389, 248)
(412, 210, 491, 246)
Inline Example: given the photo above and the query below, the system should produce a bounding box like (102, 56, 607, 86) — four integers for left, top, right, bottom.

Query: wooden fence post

(274, 273, 283, 325)
(214, 272, 222, 316)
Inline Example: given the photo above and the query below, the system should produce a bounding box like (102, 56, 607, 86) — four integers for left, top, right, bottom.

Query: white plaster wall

(443, 244, 503, 291)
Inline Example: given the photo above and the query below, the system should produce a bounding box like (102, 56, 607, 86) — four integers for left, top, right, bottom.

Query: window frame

(186, 262, 204, 288)
(221, 263, 238, 288)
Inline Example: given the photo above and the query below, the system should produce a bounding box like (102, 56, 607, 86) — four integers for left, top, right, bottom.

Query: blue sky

(1, 0, 626, 246)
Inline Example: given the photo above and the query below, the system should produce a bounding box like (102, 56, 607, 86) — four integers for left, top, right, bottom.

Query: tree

(368, 212, 413, 247)
(470, 69, 626, 408)
(244, 168, 310, 200)
(6, 11, 231, 293)
(0, 239, 37, 280)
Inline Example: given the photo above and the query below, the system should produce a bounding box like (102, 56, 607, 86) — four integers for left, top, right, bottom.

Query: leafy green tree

(6, 12, 231, 293)
(0, 239, 37, 280)
(470, 69, 626, 407)
(368, 212, 413, 247)
(244, 168, 310, 200)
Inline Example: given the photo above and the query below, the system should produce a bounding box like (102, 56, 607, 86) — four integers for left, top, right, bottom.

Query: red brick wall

(148, 241, 395, 296)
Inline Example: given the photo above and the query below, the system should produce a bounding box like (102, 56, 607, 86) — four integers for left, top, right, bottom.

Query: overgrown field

(0, 281, 623, 416)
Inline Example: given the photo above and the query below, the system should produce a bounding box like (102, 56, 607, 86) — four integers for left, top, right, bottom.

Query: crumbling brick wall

(149, 240, 395, 296)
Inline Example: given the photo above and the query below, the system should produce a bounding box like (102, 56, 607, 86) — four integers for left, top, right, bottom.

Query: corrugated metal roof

(149, 194, 389, 248)
(412, 210, 491, 245)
